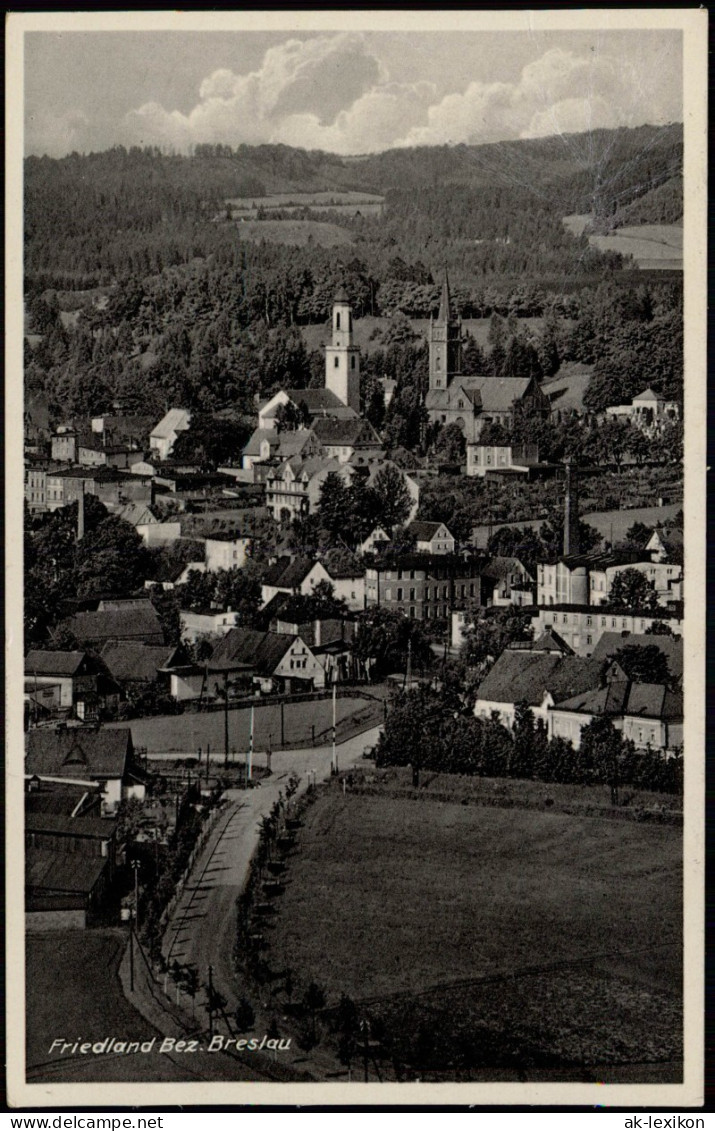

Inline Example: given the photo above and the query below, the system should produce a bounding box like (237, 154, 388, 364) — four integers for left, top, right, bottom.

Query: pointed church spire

(437, 268, 453, 323)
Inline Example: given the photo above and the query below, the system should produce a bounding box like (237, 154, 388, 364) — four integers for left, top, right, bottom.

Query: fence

(182, 684, 386, 715)
(159, 801, 227, 931)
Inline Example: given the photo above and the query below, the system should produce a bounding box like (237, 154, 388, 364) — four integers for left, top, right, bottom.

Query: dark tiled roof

(64, 605, 164, 646)
(25, 729, 134, 781)
(555, 681, 682, 720)
(209, 628, 294, 676)
(100, 642, 179, 682)
(284, 388, 345, 411)
(25, 811, 117, 839)
(590, 633, 683, 679)
(408, 521, 451, 542)
(263, 556, 321, 590)
(26, 847, 107, 895)
(25, 782, 102, 817)
(25, 650, 87, 676)
(312, 418, 381, 446)
(476, 652, 603, 708)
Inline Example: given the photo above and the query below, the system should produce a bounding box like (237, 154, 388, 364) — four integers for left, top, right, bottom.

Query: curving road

(161, 727, 381, 1016)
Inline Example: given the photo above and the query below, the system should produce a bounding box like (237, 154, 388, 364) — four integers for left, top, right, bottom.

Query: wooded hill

(25, 123, 682, 290)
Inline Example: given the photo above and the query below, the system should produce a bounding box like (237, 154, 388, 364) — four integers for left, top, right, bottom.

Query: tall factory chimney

(563, 462, 580, 557)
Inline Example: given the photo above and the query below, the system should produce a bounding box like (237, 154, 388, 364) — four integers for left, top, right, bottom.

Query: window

(410, 588, 416, 601)
(601, 617, 607, 626)
(336, 312, 341, 330)
(409, 607, 416, 618)
(334, 357, 339, 368)
(586, 635, 592, 645)
(351, 356, 355, 369)
(586, 616, 592, 626)
(397, 588, 403, 601)
(410, 570, 415, 580)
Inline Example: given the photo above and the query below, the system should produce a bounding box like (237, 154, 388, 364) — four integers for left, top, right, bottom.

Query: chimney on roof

(563, 462, 579, 557)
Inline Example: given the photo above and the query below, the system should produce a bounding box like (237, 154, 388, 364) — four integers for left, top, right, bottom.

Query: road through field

(161, 727, 381, 1018)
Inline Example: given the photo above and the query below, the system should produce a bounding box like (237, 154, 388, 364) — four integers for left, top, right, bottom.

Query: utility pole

(280, 699, 285, 747)
(128, 910, 134, 992)
(132, 860, 140, 933)
(224, 672, 229, 767)
(332, 681, 337, 774)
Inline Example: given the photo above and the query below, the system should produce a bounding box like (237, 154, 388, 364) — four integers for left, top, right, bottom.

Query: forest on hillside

(23, 124, 683, 430)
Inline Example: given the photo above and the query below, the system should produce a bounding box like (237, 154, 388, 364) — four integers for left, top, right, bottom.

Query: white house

(180, 607, 241, 644)
(407, 521, 456, 555)
(150, 408, 191, 460)
(204, 535, 252, 572)
(260, 557, 333, 607)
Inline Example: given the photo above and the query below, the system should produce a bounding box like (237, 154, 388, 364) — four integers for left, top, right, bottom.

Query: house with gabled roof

(265, 455, 352, 523)
(258, 389, 358, 431)
(407, 521, 456, 555)
(24, 650, 120, 723)
(311, 417, 384, 465)
(150, 408, 191, 460)
(550, 681, 683, 751)
(25, 728, 146, 812)
(208, 627, 325, 694)
(61, 600, 165, 648)
(241, 426, 323, 471)
(260, 556, 333, 607)
(474, 651, 604, 730)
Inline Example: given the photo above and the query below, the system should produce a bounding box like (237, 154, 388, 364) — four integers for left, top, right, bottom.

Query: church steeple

(437, 269, 453, 323)
(429, 267, 462, 391)
(325, 288, 360, 412)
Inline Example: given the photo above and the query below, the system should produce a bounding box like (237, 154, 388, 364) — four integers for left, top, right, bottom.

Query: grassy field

(226, 191, 384, 209)
(266, 791, 682, 1079)
(109, 695, 382, 754)
(233, 219, 354, 247)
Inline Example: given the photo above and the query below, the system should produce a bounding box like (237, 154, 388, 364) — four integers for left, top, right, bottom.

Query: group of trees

(377, 687, 682, 795)
(317, 465, 412, 547)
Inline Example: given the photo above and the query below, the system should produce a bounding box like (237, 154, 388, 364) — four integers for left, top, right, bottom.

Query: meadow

(266, 789, 682, 1080)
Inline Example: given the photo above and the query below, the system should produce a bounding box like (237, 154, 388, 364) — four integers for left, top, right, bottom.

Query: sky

(23, 26, 683, 159)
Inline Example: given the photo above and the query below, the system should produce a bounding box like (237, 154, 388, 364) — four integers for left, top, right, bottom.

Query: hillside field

(266, 791, 682, 1080)
(232, 219, 354, 247)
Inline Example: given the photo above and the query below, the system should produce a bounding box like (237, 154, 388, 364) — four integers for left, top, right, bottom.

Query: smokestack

(563, 462, 579, 557)
(77, 483, 85, 541)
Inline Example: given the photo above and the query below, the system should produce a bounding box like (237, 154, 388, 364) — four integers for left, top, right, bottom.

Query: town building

(549, 681, 683, 752)
(473, 651, 604, 730)
(150, 408, 191, 460)
(407, 521, 456, 555)
(532, 604, 683, 657)
(605, 387, 680, 433)
(365, 551, 489, 622)
(258, 388, 357, 431)
(425, 272, 550, 442)
(260, 557, 333, 607)
(24, 650, 119, 723)
(311, 417, 384, 466)
(208, 627, 326, 694)
(61, 598, 165, 649)
(465, 442, 557, 480)
(241, 426, 322, 471)
(25, 728, 146, 813)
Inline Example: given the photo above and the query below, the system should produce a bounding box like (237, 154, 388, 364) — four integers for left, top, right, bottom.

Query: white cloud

(26, 109, 93, 158)
(118, 37, 681, 156)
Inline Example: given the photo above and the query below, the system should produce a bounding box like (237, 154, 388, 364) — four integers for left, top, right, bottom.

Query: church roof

(437, 269, 454, 323)
(334, 286, 350, 303)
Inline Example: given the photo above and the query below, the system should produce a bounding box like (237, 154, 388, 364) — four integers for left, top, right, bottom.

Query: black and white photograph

(5, 9, 706, 1109)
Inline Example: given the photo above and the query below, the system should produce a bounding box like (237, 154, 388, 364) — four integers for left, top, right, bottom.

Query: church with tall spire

(424, 268, 550, 444)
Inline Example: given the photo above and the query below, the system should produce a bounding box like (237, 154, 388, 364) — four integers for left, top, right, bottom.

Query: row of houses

(474, 632, 683, 752)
